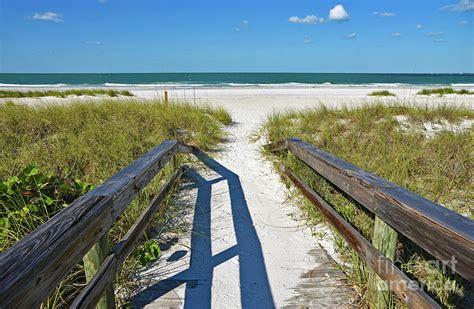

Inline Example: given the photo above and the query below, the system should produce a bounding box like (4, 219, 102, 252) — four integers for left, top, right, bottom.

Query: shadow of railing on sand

(131, 152, 275, 308)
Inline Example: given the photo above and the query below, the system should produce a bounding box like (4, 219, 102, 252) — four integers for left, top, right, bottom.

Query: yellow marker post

(164, 90, 169, 109)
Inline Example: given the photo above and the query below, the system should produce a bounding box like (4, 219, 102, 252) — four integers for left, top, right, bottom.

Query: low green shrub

(0, 89, 133, 98)
(368, 90, 396, 97)
(134, 240, 162, 266)
(417, 88, 474, 96)
(0, 166, 95, 252)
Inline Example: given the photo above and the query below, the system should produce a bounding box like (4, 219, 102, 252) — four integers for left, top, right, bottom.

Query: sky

(1, 0, 473, 73)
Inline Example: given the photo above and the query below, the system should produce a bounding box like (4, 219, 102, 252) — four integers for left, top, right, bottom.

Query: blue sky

(1, 0, 473, 73)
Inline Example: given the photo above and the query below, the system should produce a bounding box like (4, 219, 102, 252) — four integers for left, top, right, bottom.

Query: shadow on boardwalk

(131, 151, 275, 308)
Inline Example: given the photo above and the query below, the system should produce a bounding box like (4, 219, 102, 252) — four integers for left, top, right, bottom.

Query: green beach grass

(260, 103, 473, 307)
(0, 89, 133, 99)
(368, 90, 396, 97)
(417, 87, 474, 96)
(0, 99, 231, 307)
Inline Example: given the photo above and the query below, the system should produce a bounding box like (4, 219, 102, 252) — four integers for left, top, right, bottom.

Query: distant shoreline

(1, 73, 474, 89)
(1, 83, 474, 92)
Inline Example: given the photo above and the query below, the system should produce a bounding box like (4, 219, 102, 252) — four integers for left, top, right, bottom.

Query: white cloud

(329, 4, 349, 21)
(416, 24, 423, 29)
(86, 41, 102, 45)
(31, 12, 63, 22)
(288, 15, 324, 24)
(426, 31, 445, 36)
(434, 39, 447, 43)
(304, 35, 312, 44)
(373, 11, 396, 17)
(234, 20, 249, 32)
(289, 4, 349, 25)
(393, 32, 402, 37)
(346, 32, 357, 39)
(441, 0, 474, 12)
(458, 20, 469, 25)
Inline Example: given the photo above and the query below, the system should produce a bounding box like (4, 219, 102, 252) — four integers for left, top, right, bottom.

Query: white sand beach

(4, 84, 474, 110)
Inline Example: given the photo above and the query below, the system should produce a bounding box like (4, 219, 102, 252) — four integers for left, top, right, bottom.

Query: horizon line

(1, 72, 474, 75)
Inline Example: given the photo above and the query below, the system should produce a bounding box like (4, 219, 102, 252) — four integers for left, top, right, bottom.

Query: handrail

(0, 140, 189, 308)
(266, 138, 474, 307)
(72, 166, 187, 308)
(281, 165, 438, 308)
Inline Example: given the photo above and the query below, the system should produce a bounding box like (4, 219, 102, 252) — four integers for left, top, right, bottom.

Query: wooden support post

(172, 129, 181, 171)
(172, 153, 179, 171)
(164, 90, 168, 109)
(83, 234, 115, 309)
(367, 217, 398, 308)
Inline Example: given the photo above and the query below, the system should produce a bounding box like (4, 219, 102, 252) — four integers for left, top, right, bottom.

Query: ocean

(1, 73, 473, 87)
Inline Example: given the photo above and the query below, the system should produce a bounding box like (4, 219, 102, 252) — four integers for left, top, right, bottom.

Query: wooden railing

(1, 137, 473, 308)
(266, 138, 474, 308)
(0, 140, 201, 308)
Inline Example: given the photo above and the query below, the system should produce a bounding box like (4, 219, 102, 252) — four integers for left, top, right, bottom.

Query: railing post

(164, 90, 168, 109)
(83, 234, 115, 309)
(367, 217, 398, 308)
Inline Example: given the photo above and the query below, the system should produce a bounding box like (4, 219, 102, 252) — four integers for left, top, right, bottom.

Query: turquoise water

(1, 73, 473, 86)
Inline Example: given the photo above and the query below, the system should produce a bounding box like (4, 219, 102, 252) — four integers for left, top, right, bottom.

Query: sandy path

(130, 93, 354, 308)
(199, 102, 351, 307)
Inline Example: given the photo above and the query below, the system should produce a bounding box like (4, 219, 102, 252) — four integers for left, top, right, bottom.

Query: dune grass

(417, 87, 474, 96)
(0, 89, 133, 98)
(368, 90, 396, 97)
(0, 99, 231, 307)
(260, 103, 473, 307)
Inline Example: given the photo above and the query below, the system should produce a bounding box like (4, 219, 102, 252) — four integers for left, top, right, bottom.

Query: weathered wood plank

(0, 140, 178, 308)
(0, 195, 113, 308)
(72, 166, 186, 308)
(114, 166, 187, 265)
(177, 142, 194, 154)
(283, 138, 474, 280)
(263, 139, 288, 152)
(281, 165, 440, 308)
(90, 140, 178, 216)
